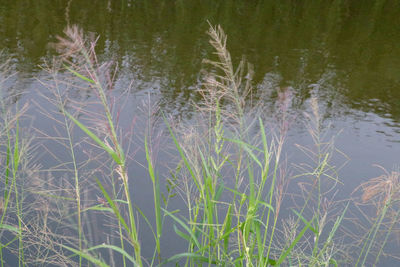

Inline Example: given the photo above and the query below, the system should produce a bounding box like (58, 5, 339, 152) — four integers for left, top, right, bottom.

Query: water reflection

(0, 0, 399, 131)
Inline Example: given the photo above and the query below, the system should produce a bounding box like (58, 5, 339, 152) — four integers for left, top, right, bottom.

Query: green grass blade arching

(162, 208, 201, 249)
(85, 244, 138, 266)
(61, 245, 109, 267)
(164, 252, 218, 265)
(65, 111, 121, 165)
(95, 178, 132, 241)
(64, 66, 95, 84)
(0, 224, 20, 234)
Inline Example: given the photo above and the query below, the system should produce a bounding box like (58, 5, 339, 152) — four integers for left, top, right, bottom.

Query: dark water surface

(1, 0, 400, 265)
(1, 0, 399, 135)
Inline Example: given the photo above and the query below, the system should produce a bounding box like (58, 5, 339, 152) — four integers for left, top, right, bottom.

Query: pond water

(1, 0, 400, 266)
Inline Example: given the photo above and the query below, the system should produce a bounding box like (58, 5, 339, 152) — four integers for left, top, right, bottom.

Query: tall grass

(1, 24, 399, 267)
(162, 25, 289, 266)
(54, 25, 143, 266)
(162, 25, 346, 266)
(0, 59, 30, 267)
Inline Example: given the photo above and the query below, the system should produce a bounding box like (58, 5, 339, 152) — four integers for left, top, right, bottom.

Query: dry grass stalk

(357, 165, 400, 213)
(199, 24, 254, 127)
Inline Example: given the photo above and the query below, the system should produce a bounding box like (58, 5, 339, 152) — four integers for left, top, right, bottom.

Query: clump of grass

(44, 24, 375, 267)
(162, 25, 347, 266)
(284, 96, 351, 266)
(44, 23, 310, 266)
(2, 23, 400, 267)
(53, 25, 143, 266)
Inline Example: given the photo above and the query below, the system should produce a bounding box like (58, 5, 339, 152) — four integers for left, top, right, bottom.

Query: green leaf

(134, 204, 157, 244)
(173, 225, 192, 242)
(86, 244, 138, 266)
(145, 135, 155, 184)
(0, 224, 20, 234)
(222, 205, 232, 253)
(65, 111, 122, 165)
(276, 217, 313, 265)
(113, 199, 129, 205)
(85, 205, 113, 213)
(329, 258, 338, 267)
(61, 244, 109, 267)
(225, 137, 262, 168)
(267, 257, 277, 266)
(145, 135, 162, 240)
(215, 182, 225, 201)
(65, 65, 95, 84)
(165, 252, 218, 265)
(0, 236, 18, 249)
(95, 178, 131, 238)
(291, 209, 317, 234)
(162, 208, 200, 249)
(257, 200, 275, 212)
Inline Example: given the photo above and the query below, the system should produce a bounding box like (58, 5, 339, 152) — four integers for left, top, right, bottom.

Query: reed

(55, 25, 142, 266)
(163, 25, 348, 266)
(1, 24, 399, 267)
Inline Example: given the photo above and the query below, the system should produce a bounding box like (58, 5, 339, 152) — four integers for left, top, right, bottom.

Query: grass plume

(0, 24, 399, 267)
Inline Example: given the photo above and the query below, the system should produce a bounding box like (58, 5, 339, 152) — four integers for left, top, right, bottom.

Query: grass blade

(276, 217, 313, 265)
(61, 245, 109, 267)
(65, 65, 95, 84)
(162, 208, 200, 249)
(65, 111, 121, 165)
(95, 178, 131, 239)
(164, 252, 218, 265)
(86, 244, 138, 266)
(0, 224, 20, 234)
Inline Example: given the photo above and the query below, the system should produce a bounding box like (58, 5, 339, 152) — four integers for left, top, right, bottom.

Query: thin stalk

(10, 112, 24, 267)
(110, 171, 126, 267)
(54, 74, 83, 267)
(65, 38, 142, 265)
(265, 137, 283, 261)
(357, 195, 391, 267)
(120, 166, 142, 266)
(144, 135, 162, 262)
(375, 204, 400, 265)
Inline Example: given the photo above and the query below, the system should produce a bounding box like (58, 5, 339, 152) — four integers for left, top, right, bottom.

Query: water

(1, 0, 400, 265)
